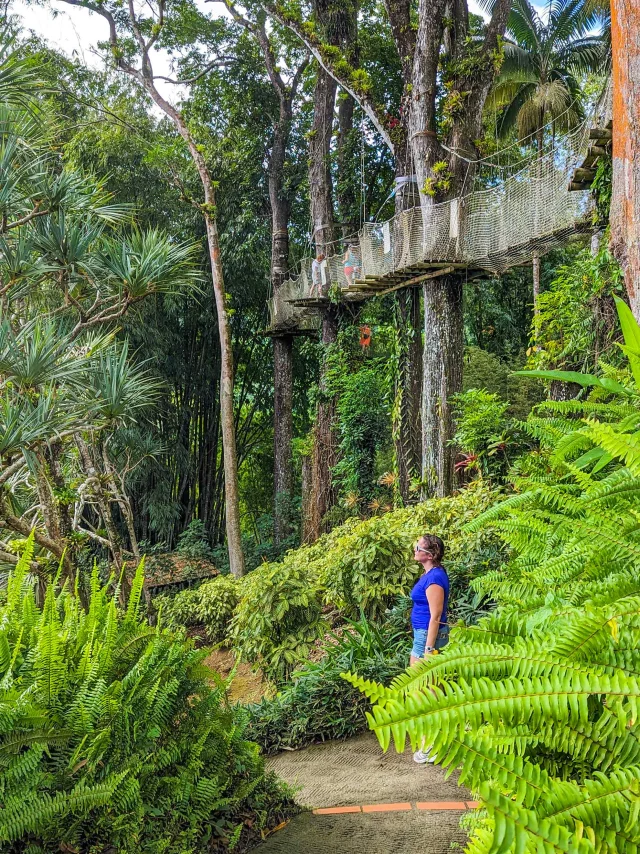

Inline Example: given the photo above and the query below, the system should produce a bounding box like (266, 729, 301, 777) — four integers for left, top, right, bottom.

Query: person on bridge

(310, 252, 325, 297)
(409, 533, 449, 764)
(343, 244, 359, 286)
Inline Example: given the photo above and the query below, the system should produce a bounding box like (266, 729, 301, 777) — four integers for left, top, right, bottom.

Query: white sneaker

(413, 747, 437, 764)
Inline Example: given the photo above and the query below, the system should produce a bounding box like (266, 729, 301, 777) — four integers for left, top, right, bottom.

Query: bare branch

(146, 0, 165, 51)
(0, 458, 25, 487)
(0, 511, 64, 559)
(77, 525, 134, 555)
(154, 57, 236, 85)
(5, 206, 50, 230)
(57, 0, 143, 80)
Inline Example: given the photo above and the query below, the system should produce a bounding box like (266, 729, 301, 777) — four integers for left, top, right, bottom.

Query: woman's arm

(425, 584, 444, 653)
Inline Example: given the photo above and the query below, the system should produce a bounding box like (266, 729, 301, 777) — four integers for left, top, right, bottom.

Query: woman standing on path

(409, 534, 450, 764)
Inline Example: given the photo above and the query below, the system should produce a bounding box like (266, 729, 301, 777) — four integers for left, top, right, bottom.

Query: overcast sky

(12, 0, 492, 87)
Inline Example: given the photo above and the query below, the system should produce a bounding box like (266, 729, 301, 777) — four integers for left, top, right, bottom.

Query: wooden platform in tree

(569, 123, 612, 191)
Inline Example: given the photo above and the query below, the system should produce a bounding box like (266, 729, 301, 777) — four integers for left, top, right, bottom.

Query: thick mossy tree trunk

(270, 104, 295, 547)
(610, 0, 640, 321)
(421, 275, 463, 497)
(408, 0, 510, 498)
(306, 57, 339, 542)
(271, 0, 510, 501)
(273, 335, 294, 544)
(395, 287, 423, 501)
(308, 67, 337, 253)
(308, 305, 340, 540)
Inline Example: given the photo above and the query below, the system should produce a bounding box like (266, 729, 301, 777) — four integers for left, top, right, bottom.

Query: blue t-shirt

(410, 567, 449, 629)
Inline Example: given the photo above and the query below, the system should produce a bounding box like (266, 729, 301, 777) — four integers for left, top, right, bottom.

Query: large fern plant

(345, 298, 640, 853)
(0, 547, 292, 853)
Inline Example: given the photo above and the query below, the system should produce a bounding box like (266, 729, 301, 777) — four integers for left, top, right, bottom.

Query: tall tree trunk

(309, 305, 340, 538)
(422, 275, 463, 497)
(337, 93, 357, 236)
(392, 140, 423, 502)
(269, 96, 296, 547)
(273, 335, 294, 544)
(395, 287, 423, 501)
(138, 84, 245, 577)
(309, 67, 337, 254)
(307, 62, 339, 541)
(271, 0, 510, 503)
(408, 0, 510, 497)
(300, 449, 313, 542)
(202, 210, 245, 577)
(610, 0, 640, 320)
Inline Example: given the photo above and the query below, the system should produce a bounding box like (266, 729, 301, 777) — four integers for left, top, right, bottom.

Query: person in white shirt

(310, 252, 325, 297)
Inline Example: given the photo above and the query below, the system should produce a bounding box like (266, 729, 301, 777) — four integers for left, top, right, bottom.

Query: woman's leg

(410, 628, 437, 763)
(410, 629, 426, 667)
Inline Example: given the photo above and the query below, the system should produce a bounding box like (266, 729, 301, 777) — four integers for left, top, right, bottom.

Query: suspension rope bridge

(267, 83, 611, 335)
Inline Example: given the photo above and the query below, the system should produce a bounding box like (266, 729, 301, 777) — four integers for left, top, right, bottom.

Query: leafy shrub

(346, 297, 640, 853)
(1, 544, 294, 853)
(451, 388, 528, 479)
(155, 584, 202, 628)
(248, 607, 410, 753)
(156, 575, 240, 643)
(230, 559, 326, 683)
(197, 575, 241, 642)
(315, 515, 419, 619)
(229, 480, 502, 681)
(305, 479, 501, 614)
(156, 483, 501, 683)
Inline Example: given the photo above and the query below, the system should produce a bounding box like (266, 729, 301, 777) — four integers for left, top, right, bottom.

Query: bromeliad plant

(345, 297, 640, 853)
(0, 539, 292, 853)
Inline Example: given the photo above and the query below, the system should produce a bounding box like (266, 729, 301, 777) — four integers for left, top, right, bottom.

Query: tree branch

(0, 542, 43, 573)
(258, 1, 393, 151)
(5, 206, 50, 230)
(57, 0, 141, 79)
(154, 57, 237, 85)
(0, 458, 25, 487)
(291, 52, 310, 99)
(0, 511, 64, 559)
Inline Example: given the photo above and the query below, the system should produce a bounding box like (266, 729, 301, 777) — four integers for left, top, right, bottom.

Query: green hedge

(156, 482, 503, 683)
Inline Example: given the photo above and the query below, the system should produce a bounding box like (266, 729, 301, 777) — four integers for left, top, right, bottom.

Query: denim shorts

(411, 624, 450, 658)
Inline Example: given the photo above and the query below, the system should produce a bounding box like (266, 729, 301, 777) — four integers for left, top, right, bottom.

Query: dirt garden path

(260, 733, 472, 853)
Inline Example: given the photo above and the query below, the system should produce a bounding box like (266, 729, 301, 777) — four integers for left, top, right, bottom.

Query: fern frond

(479, 785, 594, 854)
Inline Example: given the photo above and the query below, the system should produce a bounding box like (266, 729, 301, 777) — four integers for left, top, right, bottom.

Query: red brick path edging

(312, 801, 479, 815)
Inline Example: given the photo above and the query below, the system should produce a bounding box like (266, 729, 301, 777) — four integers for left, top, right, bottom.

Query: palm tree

(489, 0, 606, 308)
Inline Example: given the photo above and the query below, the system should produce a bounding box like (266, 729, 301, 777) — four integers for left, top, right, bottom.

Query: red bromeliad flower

(455, 452, 478, 473)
